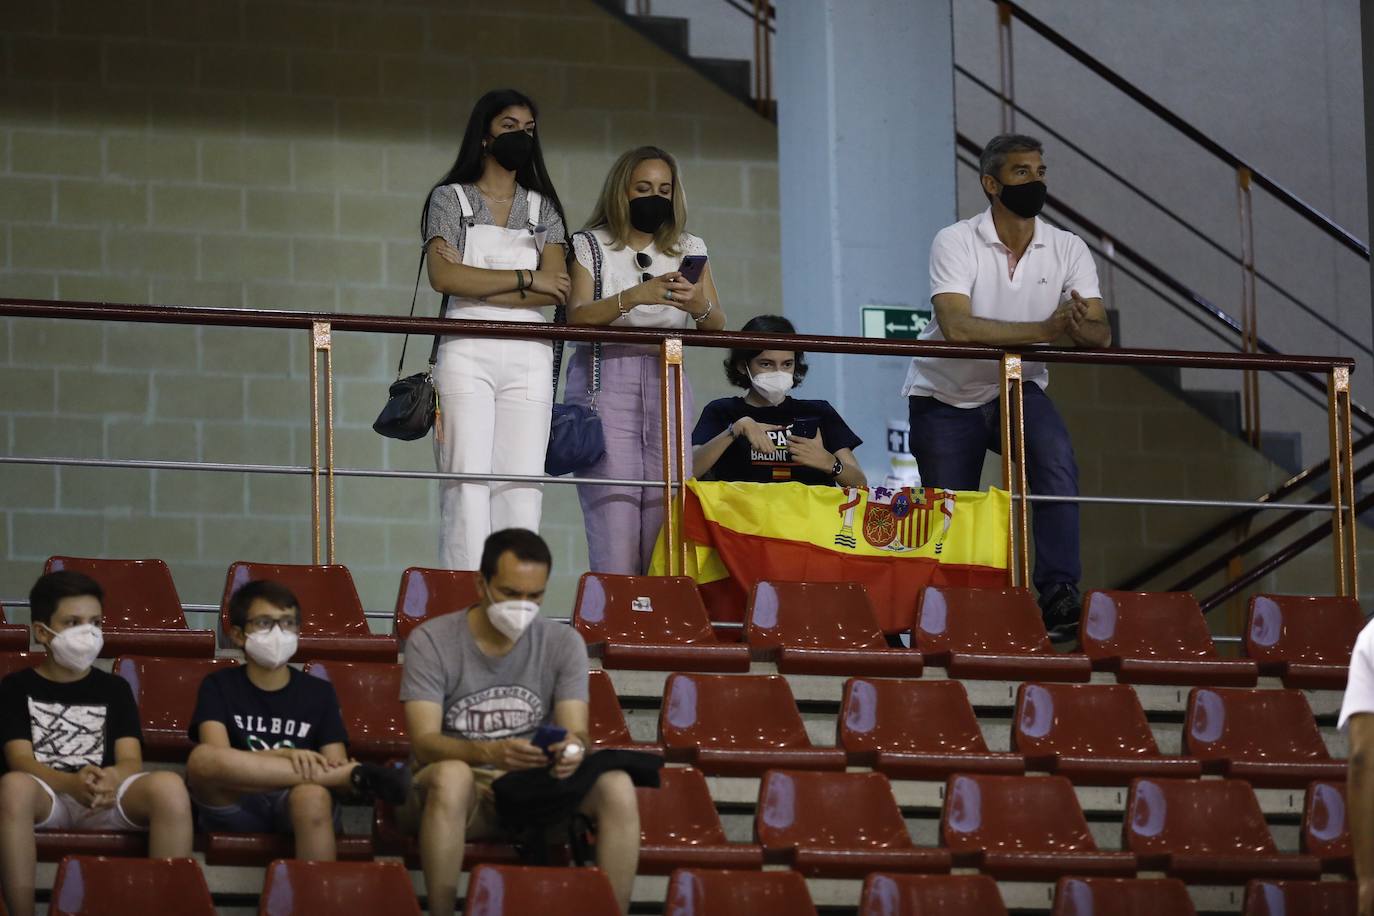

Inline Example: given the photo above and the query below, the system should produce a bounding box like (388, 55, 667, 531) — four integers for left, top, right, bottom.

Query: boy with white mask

(0, 571, 193, 916)
(693, 314, 868, 487)
(186, 580, 408, 860)
(399, 528, 641, 916)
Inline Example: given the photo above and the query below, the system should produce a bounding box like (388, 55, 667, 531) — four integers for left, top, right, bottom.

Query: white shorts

(31, 771, 148, 831)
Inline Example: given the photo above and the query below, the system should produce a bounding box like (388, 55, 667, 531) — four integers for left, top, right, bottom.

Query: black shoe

(1039, 584, 1082, 644)
(351, 761, 412, 805)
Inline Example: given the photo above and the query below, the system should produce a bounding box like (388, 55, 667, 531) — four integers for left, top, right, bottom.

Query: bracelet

(693, 300, 714, 324)
(517, 269, 528, 299)
(727, 421, 737, 439)
(617, 290, 630, 317)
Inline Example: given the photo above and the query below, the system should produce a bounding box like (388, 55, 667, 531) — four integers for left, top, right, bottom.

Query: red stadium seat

(588, 669, 660, 755)
(45, 557, 213, 658)
(49, 855, 214, 915)
(37, 832, 143, 861)
(838, 678, 1024, 778)
(1013, 682, 1203, 784)
(914, 587, 1091, 681)
(0, 652, 44, 679)
(1246, 594, 1364, 690)
(659, 674, 846, 776)
(1302, 782, 1352, 874)
(464, 864, 620, 916)
(0, 601, 29, 652)
(664, 868, 816, 916)
(859, 873, 1008, 916)
(638, 767, 764, 873)
(1183, 688, 1345, 788)
(1050, 877, 1197, 916)
(1081, 590, 1258, 686)
(573, 574, 749, 671)
(1124, 777, 1321, 882)
(393, 566, 481, 643)
(258, 859, 420, 915)
(754, 769, 951, 878)
(941, 774, 1135, 880)
(113, 655, 240, 760)
(744, 581, 922, 677)
(1242, 879, 1357, 915)
(303, 660, 408, 761)
(220, 562, 395, 662)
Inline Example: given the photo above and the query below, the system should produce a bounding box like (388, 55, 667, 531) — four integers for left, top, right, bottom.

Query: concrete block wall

(0, 0, 780, 616)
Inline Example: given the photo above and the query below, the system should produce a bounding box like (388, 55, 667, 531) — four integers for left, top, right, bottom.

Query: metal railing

(0, 297, 1360, 605)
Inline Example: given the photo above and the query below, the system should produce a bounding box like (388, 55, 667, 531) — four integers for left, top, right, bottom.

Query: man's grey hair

(979, 133, 1044, 180)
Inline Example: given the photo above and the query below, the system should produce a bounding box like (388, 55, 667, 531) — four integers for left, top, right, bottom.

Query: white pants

(434, 335, 554, 570)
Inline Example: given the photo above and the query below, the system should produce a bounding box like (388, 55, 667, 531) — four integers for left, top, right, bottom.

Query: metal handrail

(988, 0, 1369, 259)
(1, 297, 1360, 608)
(954, 65, 1373, 358)
(0, 298, 1353, 372)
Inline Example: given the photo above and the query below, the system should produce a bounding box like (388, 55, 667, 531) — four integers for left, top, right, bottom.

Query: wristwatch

(828, 457, 843, 478)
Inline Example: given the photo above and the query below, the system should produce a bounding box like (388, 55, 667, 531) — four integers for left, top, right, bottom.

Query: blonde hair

(583, 146, 689, 255)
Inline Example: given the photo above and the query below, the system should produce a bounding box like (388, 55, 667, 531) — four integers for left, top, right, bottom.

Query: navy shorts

(194, 788, 341, 834)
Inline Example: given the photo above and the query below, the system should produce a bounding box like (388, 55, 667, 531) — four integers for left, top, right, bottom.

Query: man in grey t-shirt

(398, 529, 640, 916)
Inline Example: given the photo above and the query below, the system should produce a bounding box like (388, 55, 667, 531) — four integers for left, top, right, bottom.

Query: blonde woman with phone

(566, 146, 726, 575)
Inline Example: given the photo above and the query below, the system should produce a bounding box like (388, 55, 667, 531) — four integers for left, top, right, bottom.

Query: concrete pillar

(775, 0, 957, 479)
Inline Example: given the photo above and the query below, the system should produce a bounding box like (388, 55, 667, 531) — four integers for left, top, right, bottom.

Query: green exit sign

(862, 306, 931, 340)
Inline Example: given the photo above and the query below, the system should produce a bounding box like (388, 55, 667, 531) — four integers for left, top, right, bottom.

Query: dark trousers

(908, 383, 1080, 595)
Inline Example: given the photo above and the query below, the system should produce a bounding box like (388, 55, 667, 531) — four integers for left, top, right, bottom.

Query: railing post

(999, 353, 1030, 587)
(661, 337, 685, 576)
(1236, 167, 1260, 447)
(1329, 367, 1358, 596)
(997, 2, 1015, 133)
(753, 0, 773, 115)
(309, 321, 335, 565)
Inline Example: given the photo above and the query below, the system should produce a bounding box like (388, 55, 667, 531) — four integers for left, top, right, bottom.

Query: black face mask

(628, 194, 673, 234)
(487, 130, 534, 172)
(997, 179, 1048, 219)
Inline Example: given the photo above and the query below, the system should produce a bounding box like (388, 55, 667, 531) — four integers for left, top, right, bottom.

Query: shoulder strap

(453, 184, 474, 223)
(525, 189, 543, 229)
(550, 232, 601, 401)
(398, 194, 449, 378)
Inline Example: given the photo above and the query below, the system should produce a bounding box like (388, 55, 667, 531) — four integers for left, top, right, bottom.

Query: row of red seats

(22, 643, 1336, 791)
(5, 560, 1361, 686)
(37, 856, 1357, 916)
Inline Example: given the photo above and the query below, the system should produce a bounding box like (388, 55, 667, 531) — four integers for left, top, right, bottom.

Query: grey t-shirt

(400, 611, 589, 743)
(423, 184, 568, 260)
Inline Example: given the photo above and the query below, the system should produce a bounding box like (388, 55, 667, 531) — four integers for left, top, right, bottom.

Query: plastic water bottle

(881, 419, 922, 491)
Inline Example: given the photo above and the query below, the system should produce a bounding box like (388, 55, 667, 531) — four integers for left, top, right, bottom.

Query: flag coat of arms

(650, 481, 1011, 632)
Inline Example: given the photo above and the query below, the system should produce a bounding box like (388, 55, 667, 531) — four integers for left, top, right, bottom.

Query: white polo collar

(975, 207, 1046, 252)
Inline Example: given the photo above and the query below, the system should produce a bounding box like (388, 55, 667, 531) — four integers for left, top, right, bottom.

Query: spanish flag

(650, 481, 1011, 633)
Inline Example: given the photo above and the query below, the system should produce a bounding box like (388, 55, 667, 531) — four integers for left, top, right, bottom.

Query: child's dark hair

(723, 314, 809, 389)
(479, 528, 553, 580)
(29, 571, 103, 626)
(227, 580, 301, 630)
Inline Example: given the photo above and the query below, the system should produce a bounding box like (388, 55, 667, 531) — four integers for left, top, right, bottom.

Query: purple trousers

(566, 344, 695, 575)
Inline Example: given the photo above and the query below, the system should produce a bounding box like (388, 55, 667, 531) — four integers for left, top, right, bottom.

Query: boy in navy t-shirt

(0, 571, 193, 916)
(186, 580, 407, 860)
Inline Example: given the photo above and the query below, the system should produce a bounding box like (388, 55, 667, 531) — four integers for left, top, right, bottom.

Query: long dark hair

(424, 89, 567, 233)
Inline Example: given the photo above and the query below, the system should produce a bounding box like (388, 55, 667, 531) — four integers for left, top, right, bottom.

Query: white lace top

(571, 228, 709, 329)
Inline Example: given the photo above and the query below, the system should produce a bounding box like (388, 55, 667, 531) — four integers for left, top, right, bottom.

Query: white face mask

(487, 599, 541, 642)
(45, 623, 103, 672)
(244, 627, 299, 669)
(750, 368, 794, 406)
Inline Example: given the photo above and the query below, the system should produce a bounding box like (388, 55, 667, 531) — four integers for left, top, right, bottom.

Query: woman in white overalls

(422, 89, 570, 571)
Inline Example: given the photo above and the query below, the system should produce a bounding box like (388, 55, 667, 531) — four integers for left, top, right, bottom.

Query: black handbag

(373, 240, 446, 441)
(544, 231, 606, 476)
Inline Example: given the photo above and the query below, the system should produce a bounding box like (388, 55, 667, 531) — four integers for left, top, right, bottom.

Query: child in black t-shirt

(0, 571, 193, 916)
(186, 580, 407, 861)
(692, 315, 866, 487)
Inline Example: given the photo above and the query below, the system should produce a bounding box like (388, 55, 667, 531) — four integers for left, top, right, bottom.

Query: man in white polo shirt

(904, 134, 1111, 642)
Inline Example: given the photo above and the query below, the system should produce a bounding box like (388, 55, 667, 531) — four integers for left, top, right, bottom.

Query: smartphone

(678, 254, 708, 284)
(531, 724, 567, 753)
(789, 418, 819, 440)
